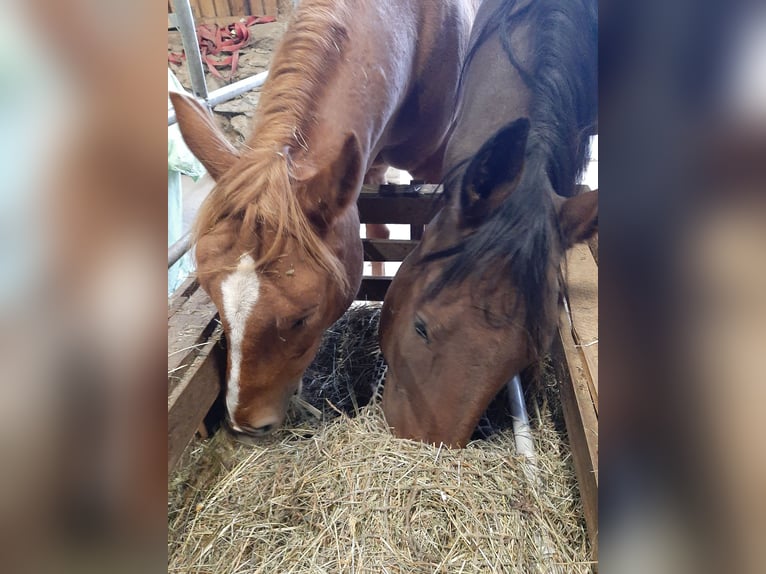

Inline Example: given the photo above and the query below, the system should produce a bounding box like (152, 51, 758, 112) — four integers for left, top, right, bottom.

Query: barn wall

(168, 1, 281, 19)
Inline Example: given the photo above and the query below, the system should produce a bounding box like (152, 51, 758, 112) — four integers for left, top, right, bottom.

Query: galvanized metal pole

(172, 0, 208, 100)
(206, 70, 269, 107)
(507, 374, 537, 468)
(168, 70, 269, 125)
(168, 231, 193, 269)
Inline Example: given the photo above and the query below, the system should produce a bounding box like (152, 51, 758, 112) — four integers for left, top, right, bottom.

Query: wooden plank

(410, 224, 424, 240)
(168, 277, 199, 319)
(363, 239, 418, 262)
(356, 276, 392, 301)
(362, 183, 441, 196)
(588, 232, 599, 265)
(168, 327, 225, 472)
(358, 184, 442, 225)
(198, 0, 217, 18)
(168, 286, 220, 384)
(358, 196, 442, 225)
(552, 315, 599, 560)
(228, 0, 247, 16)
(263, 0, 278, 17)
(564, 244, 599, 412)
(197, 15, 249, 24)
(189, 0, 201, 20)
(214, 0, 230, 16)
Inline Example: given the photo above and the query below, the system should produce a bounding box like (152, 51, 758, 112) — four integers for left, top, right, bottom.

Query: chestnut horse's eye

(414, 317, 429, 342)
(292, 317, 308, 329)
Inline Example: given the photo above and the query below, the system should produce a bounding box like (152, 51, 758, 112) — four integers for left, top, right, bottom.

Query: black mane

(424, 0, 597, 352)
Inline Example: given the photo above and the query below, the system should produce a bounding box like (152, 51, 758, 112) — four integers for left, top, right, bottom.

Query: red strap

(169, 15, 277, 79)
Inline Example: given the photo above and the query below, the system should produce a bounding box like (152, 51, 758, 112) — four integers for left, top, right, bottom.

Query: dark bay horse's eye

(414, 317, 429, 342)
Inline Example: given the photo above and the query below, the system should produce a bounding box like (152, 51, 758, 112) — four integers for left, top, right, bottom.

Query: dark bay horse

(170, 0, 478, 436)
(380, 0, 598, 447)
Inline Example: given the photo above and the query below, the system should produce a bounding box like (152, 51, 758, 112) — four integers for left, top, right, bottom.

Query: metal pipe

(206, 70, 269, 107)
(172, 0, 208, 100)
(507, 374, 537, 467)
(168, 231, 193, 269)
(507, 374, 561, 570)
(168, 71, 269, 126)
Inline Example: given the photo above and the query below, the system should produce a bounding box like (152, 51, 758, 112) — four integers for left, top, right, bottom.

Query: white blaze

(220, 254, 260, 429)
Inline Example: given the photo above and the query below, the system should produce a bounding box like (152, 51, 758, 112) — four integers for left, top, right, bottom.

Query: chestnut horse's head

(171, 93, 363, 435)
(380, 120, 598, 447)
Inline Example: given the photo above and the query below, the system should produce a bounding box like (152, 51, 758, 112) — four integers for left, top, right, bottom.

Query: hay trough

(168, 303, 594, 573)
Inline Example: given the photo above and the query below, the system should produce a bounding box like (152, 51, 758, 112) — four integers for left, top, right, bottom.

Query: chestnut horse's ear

(169, 91, 239, 180)
(296, 133, 364, 229)
(557, 189, 598, 248)
(460, 118, 530, 226)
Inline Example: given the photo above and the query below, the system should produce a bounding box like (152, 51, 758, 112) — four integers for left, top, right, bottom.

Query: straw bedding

(168, 304, 593, 573)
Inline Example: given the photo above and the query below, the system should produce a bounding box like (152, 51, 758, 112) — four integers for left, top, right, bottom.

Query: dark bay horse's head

(171, 93, 363, 436)
(380, 120, 598, 447)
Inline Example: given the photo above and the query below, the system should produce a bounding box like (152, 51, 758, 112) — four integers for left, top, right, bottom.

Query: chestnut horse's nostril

(230, 421, 276, 437)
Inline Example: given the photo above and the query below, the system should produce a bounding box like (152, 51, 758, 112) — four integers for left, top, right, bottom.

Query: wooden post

(552, 243, 599, 561)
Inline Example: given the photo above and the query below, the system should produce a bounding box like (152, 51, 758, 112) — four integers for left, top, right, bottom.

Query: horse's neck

(444, 18, 534, 211)
(250, 0, 475, 176)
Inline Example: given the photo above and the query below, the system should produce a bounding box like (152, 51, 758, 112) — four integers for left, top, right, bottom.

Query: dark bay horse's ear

(169, 92, 240, 181)
(557, 189, 598, 248)
(460, 118, 530, 226)
(295, 133, 364, 230)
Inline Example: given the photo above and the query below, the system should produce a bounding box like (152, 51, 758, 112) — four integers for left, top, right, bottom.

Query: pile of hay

(168, 305, 593, 573)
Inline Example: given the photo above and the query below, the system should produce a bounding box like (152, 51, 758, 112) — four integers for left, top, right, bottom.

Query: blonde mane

(192, 0, 353, 291)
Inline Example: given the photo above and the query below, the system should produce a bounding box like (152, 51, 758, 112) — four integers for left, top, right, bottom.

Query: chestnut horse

(380, 0, 598, 446)
(170, 0, 478, 436)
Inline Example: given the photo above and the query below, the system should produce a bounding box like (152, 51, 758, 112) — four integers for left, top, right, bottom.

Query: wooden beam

(168, 284, 220, 383)
(358, 196, 442, 225)
(357, 184, 442, 225)
(588, 232, 599, 265)
(361, 183, 441, 196)
(362, 239, 418, 262)
(196, 15, 249, 25)
(191, 2, 202, 20)
(356, 276, 392, 301)
(263, 0, 278, 17)
(168, 276, 199, 320)
(564, 244, 599, 413)
(197, 0, 217, 18)
(214, 0, 230, 17)
(552, 313, 599, 561)
(168, 327, 225, 472)
(228, 0, 247, 16)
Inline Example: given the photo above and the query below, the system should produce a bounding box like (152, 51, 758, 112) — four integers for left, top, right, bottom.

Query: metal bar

(172, 0, 208, 100)
(168, 231, 193, 269)
(206, 70, 269, 107)
(168, 70, 269, 126)
(507, 374, 537, 467)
